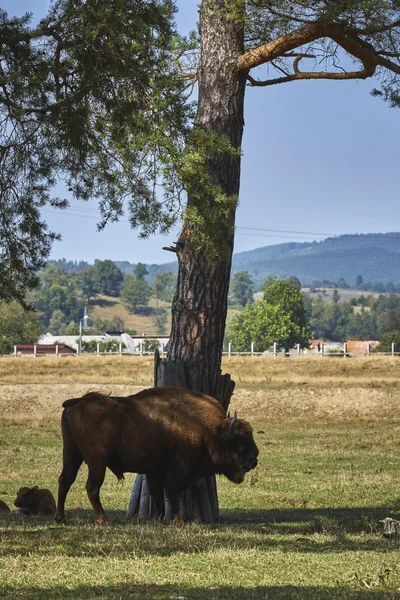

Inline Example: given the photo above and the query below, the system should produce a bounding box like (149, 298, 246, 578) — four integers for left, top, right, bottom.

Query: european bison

(14, 486, 56, 516)
(0, 499, 10, 512)
(56, 387, 259, 524)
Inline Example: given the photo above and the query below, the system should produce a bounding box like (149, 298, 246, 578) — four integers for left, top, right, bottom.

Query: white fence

(6, 340, 400, 358)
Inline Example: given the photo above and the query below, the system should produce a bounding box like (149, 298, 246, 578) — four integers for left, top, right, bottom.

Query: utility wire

(42, 209, 400, 241)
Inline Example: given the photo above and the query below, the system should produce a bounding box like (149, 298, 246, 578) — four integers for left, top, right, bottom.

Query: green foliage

(120, 275, 152, 312)
(143, 338, 161, 351)
(375, 331, 400, 352)
(228, 301, 297, 351)
(181, 128, 241, 261)
(153, 308, 169, 335)
(152, 270, 176, 302)
(133, 263, 149, 281)
(230, 271, 254, 307)
(92, 316, 126, 334)
(91, 260, 124, 297)
(78, 268, 99, 303)
(29, 281, 85, 328)
(286, 276, 301, 291)
(81, 339, 125, 353)
(261, 275, 278, 291)
(0, 0, 191, 300)
(228, 280, 312, 351)
(0, 301, 42, 354)
(48, 309, 67, 335)
(263, 280, 312, 349)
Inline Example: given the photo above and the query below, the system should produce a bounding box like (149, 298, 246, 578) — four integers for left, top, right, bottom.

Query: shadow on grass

(221, 505, 400, 534)
(1, 583, 400, 600)
(1, 505, 400, 558)
(92, 298, 118, 308)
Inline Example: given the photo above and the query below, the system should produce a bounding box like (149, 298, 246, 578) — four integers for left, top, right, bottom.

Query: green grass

(2, 415, 400, 599)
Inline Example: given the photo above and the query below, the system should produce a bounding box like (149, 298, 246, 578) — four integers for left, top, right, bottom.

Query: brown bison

(0, 499, 10, 512)
(14, 486, 56, 516)
(56, 387, 259, 524)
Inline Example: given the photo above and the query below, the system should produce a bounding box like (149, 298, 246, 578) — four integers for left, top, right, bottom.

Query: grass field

(90, 296, 172, 336)
(1, 356, 400, 599)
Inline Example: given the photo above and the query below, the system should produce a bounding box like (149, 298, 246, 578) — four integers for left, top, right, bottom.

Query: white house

(37, 332, 170, 353)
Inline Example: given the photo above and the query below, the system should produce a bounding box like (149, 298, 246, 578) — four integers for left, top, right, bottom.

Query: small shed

(346, 341, 380, 356)
(13, 344, 76, 356)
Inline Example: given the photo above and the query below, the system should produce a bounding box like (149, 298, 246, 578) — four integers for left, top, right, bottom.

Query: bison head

(14, 486, 38, 509)
(216, 412, 259, 484)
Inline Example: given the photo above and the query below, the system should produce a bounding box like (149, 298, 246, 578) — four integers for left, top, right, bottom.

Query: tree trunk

(127, 1, 246, 523)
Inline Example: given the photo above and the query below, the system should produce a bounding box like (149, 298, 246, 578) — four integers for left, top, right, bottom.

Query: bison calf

(14, 486, 56, 516)
(56, 387, 259, 524)
(0, 499, 10, 512)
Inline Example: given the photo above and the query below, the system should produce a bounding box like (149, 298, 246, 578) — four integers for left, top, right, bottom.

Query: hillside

(114, 233, 400, 287)
(53, 232, 400, 289)
(90, 295, 172, 336)
(230, 232, 400, 287)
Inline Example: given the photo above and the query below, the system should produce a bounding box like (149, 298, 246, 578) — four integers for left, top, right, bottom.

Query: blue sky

(3, 1, 400, 264)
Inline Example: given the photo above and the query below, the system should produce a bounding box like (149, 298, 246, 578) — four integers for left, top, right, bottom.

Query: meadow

(1, 355, 400, 599)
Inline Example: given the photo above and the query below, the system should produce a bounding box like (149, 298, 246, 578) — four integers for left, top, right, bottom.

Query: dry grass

(1, 355, 400, 427)
(2, 356, 400, 598)
(2, 354, 400, 385)
(90, 295, 172, 335)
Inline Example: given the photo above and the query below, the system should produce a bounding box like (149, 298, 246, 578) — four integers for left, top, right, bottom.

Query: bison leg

(85, 463, 108, 525)
(164, 469, 189, 524)
(145, 474, 165, 519)
(55, 436, 83, 524)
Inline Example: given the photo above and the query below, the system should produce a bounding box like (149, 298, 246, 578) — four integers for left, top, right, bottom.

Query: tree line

(227, 271, 400, 352)
(0, 260, 177, 354)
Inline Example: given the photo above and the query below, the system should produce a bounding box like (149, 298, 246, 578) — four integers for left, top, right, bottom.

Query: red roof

(14, 344, 74, 349)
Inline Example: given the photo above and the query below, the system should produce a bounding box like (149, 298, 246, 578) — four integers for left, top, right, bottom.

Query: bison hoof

(95, 518, 109, 526)
(55, 515, 66, 524)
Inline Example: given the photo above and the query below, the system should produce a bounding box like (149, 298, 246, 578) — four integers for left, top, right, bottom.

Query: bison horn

(229, 411, 237, 433)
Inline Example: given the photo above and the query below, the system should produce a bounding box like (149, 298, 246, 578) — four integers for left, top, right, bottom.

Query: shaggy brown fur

(56, 386, 259, 524)
(0, 499, 10, 512)
(14, 486, 56, 516)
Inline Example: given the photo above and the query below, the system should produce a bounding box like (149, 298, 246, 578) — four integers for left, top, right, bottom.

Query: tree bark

(127, 0, 246, 523)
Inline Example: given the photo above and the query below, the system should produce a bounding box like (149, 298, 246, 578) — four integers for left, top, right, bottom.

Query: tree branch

(239, 20, 400, 82)
(247, 68, 374, 87)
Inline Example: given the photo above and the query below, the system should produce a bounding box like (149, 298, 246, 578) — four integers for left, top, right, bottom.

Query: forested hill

(231, 233, 400, 286)
(50, 232, 400, 287)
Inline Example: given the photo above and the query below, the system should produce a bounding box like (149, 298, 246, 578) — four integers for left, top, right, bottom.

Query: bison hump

(62, 397, 82, 408)
(62, 391, 112, 408)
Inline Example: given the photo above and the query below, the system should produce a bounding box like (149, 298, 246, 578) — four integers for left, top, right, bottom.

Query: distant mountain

(230, 233, 400, 286)
(52, 232, 400, 288)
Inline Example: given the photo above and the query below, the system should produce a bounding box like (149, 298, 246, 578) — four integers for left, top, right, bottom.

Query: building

(13, 344, 76, 356)
(37, 332, 170, 354)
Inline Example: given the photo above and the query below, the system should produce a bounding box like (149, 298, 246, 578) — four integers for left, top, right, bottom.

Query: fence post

(297, 343, 301, 356)
(13, 345, 17, 357)
(56, 344, 59, 358)
(228, 342, 232, 357)
(96, 343, 100, 355)
(343, 342, 347, 357)
(321, 343, 324, 356)
(367, 343, 371, 356)
(119, 342, 122, 355)
(34, 344, 37, 358)
(392, 342, 395, 356)
(273, 342, 277, 357)
(251, 342, 254, 357)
